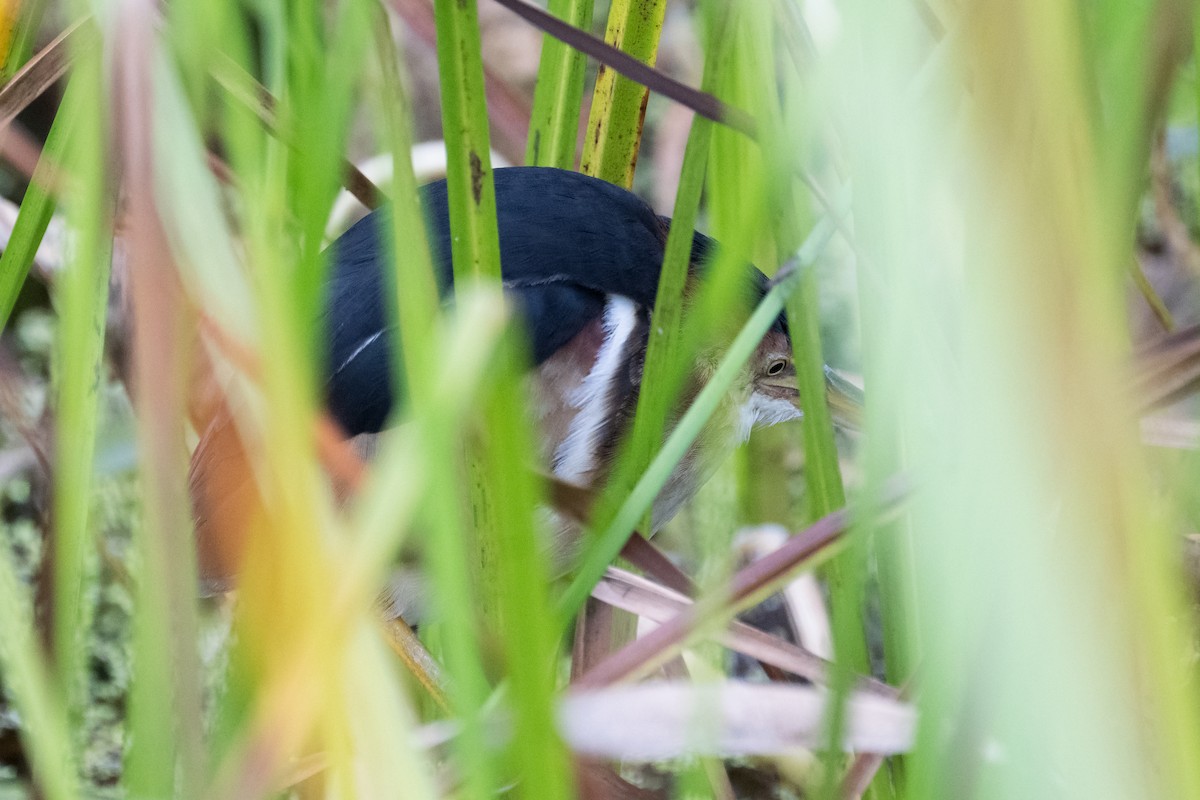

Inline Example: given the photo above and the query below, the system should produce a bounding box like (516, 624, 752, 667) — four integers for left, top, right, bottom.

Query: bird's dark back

(323, 166, 771, 436)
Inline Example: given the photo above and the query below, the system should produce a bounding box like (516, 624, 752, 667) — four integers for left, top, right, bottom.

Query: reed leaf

(50, 32, 110, 709)
(0, 538, 77, 800)
(433, 0, 502, 283)
(368, 6, 441, 403)
(579, 0, 666, 187)
(475, 332, 573, 800)
(0, 81, 72, 333)
(622, 53, 715, 538)
(113, 4, 206, 790)
(427, 4, 509, 796)
(524, 0, 593, 168)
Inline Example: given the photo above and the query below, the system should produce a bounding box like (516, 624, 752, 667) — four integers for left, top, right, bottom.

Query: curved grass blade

(0, 81, 73, 332)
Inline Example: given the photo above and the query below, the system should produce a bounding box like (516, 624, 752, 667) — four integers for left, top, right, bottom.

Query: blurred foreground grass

(4, 0, 1200, 799)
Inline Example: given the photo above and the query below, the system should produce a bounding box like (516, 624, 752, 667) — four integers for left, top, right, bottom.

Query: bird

(327, 167, 811, 524)
(191, 166, 856, 591)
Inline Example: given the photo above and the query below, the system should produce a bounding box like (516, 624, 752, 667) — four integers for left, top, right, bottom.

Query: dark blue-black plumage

(323, 166, 772, 436)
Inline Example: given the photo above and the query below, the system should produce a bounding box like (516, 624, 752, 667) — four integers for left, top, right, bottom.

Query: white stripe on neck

(554, 296, 639, 482)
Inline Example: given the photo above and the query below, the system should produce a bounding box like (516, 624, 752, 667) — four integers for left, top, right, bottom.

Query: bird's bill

(757, 367, 864, 432)
(824, 366, 864, 431)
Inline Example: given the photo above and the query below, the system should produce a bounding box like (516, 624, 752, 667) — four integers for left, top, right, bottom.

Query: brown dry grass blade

(594, 567, 897, 697)
(573, 508, 852, 688)
(1134, 322, 1200, 409)
(189, 404, 262, 594)
(0, 123, 45, 182)
(560, 681, 916, 760)
(841, 751, 888, 799)
(553, 481, 821, 684)
(114, 0, 207, 785)
(0, 18, 92, 133)
(840, 678, 915, 798)
(574, 482, 908, 689)
(382, 616, 450, 712)
(620, 531, 694, 596)
(490, 0, 757, 138)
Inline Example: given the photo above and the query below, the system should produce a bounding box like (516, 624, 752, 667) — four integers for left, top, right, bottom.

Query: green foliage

(2, 0, 1200, 798)
(580, 0, 667, 187)
(50, 38, 111, 716)
(525, 0, 594, 169)
(433, 0, 503, 284)
(0, 95, 69, 334)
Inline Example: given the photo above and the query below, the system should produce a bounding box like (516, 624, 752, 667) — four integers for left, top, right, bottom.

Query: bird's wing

(422, 167, 670, 306)
(324, 168, 672, 435)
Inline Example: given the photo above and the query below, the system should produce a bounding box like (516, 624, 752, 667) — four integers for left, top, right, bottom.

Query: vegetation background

(2, 0, 1200, 798)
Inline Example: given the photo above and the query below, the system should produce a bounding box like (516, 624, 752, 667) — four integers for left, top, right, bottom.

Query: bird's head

(736, 327, 804, 441)
(737, 325, 864, 440)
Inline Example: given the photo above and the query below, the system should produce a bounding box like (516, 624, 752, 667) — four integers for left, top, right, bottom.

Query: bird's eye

(766, 359, 787, 376)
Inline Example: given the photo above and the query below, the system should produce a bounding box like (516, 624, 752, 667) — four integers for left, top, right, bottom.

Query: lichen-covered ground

(0, 309, 136, 794)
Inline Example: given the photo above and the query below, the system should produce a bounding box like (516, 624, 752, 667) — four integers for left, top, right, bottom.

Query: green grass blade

(0, 94, 70, 333)
(427, 4, 509, 794)
(368, 7, 442, 405)
(478, 333, 574, 800)
(0, 547, 77, 800)
(433, 0, 502, 284)
(284, 0, 374, 357)
(621, 6, 728, 535)
(418, 302, 509, 800)
(51, 41, 111, 708)
(622, 117, 709, 520)
(525, 0, 594, 168)
(579, 0, 667, 187)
